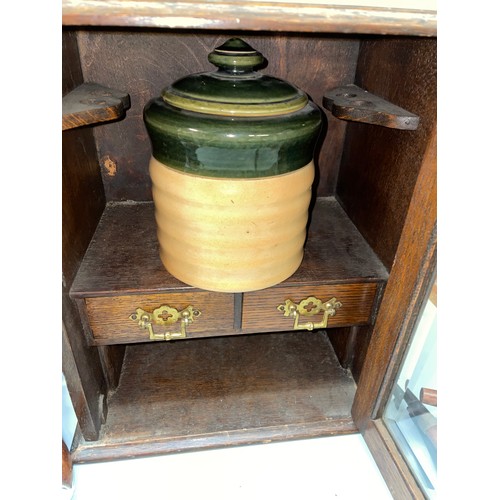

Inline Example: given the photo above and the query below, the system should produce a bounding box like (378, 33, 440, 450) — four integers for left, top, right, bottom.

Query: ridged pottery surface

(150, 157, 315, 292)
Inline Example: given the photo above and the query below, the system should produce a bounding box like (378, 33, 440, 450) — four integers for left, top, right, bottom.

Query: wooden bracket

(323, 84, 419, 130)
(62, 82, 131, 131)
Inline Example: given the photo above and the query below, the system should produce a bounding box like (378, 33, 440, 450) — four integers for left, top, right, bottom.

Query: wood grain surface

(62, 1, 437, 36)
(336, 37, 436, 270)
(323, 83, 420, 130)
(327, 36, 436, 386)
(62, 29, 107, 440)
(70, 197, 388, 298)
(352, 125, 436, 431)
(62, 82, 130, 130)
(363, 420, 425, 499)
(62, 316, 104, 441)
(71, 331, 357, 461)
(86, 292, 235, 344)
(72, 197, 387, 344)
(242, 282, 379, 333)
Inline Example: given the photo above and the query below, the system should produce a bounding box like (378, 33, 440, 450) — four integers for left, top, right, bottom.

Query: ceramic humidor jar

(144, 38, 322, 292)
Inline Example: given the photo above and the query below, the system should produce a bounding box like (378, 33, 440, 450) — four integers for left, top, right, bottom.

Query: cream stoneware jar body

(144, 38, 322, 292)
(150, 157, 314, 292)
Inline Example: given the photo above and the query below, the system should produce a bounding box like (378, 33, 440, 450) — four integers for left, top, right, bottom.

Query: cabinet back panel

(76, 30, 360, 201)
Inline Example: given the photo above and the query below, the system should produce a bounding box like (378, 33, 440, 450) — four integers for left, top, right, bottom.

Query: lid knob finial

(208, 38, 265, 73)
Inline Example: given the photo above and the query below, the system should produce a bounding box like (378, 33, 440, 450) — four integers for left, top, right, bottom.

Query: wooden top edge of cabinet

(61, 1, 437, 37)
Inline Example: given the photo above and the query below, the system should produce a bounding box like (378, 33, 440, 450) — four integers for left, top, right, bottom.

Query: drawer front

(241, 283, 379, 333)
(85, 291, 235, 345)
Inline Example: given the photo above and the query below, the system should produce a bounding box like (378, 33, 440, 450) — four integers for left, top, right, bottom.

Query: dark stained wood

(62, 29, 108, 440)
(71, 196, 387, 346)
(62, 29, 83, 96)
(62, 32, 107, 286)
(242, 283, 379, 333)
(261, 35, 359, 197)
(348, 324, 375, 383)
(62, 1, 437, 36)
(323, 84, 420, 130)
(86, 292, 236, 345)
(327, 325, 360, 369)
(364, 420, 425, 499)
(70, 202, 197, 297)
(352, 126, 436, 432)
(328, 304, 382, 384)
(327, 278, 384, 374)
(336, 37, 437, 270)
(75, 31, 359, 200)
(71, 331, 358, 463)
(63, 82, 131, 130)
(62, 128, 106, 285)
(324, 40, 437, 385)
(62, 313, 103, 441)
(70, 197, 388, 298)
(97, 345, 126, 389)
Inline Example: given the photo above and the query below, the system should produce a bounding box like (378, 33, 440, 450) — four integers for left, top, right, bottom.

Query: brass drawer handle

(129, 304, 201, 341)
(277, 296, 342, 331)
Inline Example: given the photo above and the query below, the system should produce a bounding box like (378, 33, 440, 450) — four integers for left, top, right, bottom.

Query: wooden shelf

(70, 196, 388, 298)
(71, 330, 358, 462)
(62, 0, 436, 36)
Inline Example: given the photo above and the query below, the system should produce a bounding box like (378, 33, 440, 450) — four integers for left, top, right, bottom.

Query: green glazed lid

(144, 38, 322, 178)
(161, 38, 308, 117)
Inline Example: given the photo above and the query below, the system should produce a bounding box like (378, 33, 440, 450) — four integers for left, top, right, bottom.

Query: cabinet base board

(72, 331, 358, 463)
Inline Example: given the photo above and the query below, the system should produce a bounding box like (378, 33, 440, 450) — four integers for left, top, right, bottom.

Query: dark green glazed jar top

(162, 38, 308, 117)
(143, 38, 322, 178)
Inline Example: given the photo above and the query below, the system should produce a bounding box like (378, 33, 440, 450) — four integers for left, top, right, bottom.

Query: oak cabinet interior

(63, 27, 436, 464)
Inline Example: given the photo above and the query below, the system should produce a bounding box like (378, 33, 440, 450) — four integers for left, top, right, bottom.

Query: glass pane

(383, 282, 437, 498)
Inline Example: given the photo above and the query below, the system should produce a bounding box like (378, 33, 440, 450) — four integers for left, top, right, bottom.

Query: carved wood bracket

(323, 84, 419, 130)
(62, 82, 131, 131)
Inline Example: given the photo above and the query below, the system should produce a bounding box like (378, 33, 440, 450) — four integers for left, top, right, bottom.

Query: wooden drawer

(83, 291, 235, 345)
(241, 283, 380, 334)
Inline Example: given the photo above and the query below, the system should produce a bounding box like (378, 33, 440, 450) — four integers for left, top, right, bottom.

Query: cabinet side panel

(336, 37, 437, 270)
(76, 31, 359, 201)
(352, 127, 436, 431)
(62, 30, 107, 285)
(63, 29, 84, 96)
(63, 293, 104, 441)
(62, 128, 106, 284)
(62, 29, 109, 439)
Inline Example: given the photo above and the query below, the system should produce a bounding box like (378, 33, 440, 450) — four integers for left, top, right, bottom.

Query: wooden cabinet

(62, 3, 436, 497)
